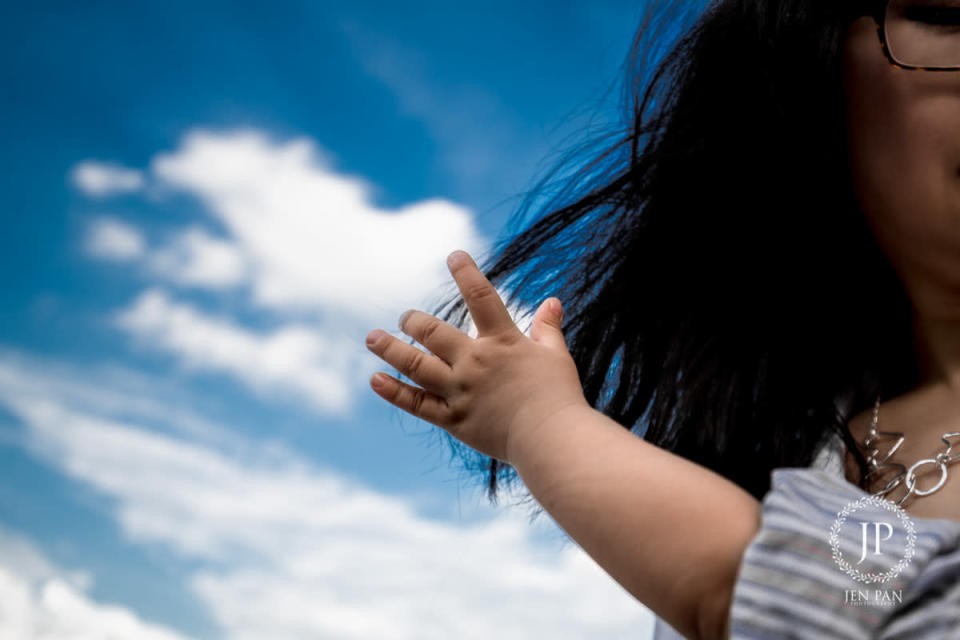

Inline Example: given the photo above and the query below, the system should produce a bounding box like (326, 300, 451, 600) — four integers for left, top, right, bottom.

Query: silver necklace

(861, 395, 960, 507)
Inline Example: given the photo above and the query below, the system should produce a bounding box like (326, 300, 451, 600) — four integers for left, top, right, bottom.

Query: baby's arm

(508, 404, 761, 640)
(366, 251, 759, 639)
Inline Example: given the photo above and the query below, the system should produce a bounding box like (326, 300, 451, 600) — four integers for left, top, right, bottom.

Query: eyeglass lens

(885, 0, 960, 69)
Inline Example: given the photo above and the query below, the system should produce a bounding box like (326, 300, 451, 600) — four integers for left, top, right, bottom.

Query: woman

(365, 0, 960, 637)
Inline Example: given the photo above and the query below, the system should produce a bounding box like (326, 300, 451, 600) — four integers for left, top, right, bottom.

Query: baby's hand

(365, 250, 588, 465)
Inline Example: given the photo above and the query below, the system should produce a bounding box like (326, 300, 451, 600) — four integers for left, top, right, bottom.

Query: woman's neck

(898, 269, 960, 390)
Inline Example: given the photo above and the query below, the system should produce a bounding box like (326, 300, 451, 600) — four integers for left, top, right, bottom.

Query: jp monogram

(830, 495, 916, 607)
(857, 521, 894, 565)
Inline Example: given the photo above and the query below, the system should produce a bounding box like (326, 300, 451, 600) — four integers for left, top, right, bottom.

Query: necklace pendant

(864, 461, 907, 498)
(863, 428, 905, 467)
(858, 396, 960, 506)
(905, 457, 950, 497)
(939, 432, 960, 465)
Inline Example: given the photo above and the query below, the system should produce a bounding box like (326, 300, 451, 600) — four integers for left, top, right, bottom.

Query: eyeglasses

(867, 0, 960, 71)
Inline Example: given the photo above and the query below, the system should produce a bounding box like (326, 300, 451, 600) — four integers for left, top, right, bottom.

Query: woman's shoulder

(724, 433, 960, 639)
(651, 436, 960, 639)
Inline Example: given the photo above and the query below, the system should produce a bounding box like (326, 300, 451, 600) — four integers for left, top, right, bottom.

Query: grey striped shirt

(652, 434, 960, 639)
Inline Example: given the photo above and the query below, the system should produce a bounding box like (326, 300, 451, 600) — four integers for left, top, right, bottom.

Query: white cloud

(146, 226, 247, 287)
(70, 161, 145, 197)
(113, 289, 363, 415)
(0, 526, 193, 640)
(148, 128, 488, 319)
(85, 217, 147, 261)
(0, 525, 92, 593)
(0, 351, 655, 640)
(0, 347, 258, 456)
(71, 131, 500, 323)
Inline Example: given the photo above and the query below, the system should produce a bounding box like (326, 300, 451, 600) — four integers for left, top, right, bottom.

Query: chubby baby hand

(365, 250, 588, 465)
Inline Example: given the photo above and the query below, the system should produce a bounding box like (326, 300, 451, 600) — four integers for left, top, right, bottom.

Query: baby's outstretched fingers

(366, 329, 453, 397)
(397, 309, 470, 366)
(446, 250, 518, 338)
(368, 372, 452, 427)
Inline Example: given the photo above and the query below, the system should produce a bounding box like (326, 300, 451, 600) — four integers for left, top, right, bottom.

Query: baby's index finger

(446, 250, 517, 338)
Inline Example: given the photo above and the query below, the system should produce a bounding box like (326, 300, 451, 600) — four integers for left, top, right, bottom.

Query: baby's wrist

(505, 399, 593, 468)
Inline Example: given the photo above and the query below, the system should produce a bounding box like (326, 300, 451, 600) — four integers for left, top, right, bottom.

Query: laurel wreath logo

(829, 495, 916, 584)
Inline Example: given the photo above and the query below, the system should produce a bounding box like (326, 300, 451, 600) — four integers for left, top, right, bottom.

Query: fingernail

(398, 309, 413, 330)
(371, 373, 387, 388)
(447, 250, 469, 268)
(549, 298, 562, 315)
(366, 329, 385, 346)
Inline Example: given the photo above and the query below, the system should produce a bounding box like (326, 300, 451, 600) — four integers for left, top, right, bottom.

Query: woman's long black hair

(413, 0, 917, 513)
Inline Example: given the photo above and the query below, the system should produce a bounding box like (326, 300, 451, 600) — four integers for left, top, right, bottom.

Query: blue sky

(0, 1, 694, 637)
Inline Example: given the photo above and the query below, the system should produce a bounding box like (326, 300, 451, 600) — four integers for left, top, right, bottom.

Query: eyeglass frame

(858, 0, 960, 72)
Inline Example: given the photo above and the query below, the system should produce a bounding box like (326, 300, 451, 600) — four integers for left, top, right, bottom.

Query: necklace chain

(861, 395, 960, 507)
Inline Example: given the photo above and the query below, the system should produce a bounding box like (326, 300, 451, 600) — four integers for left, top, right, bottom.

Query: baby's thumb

(529, 297, 567, 349)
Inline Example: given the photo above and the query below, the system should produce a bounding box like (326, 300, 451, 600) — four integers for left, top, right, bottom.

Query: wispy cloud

(70, 161, 145, 197)
(84, 216, 147, 261)
(0, 350, 655, 639)
(146, 226, 247, 287)
(0, 525, 192, 640)
(112, 289, 364, 415)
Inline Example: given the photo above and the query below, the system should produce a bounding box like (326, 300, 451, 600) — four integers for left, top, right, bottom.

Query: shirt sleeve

(727, 466, 960, 639)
